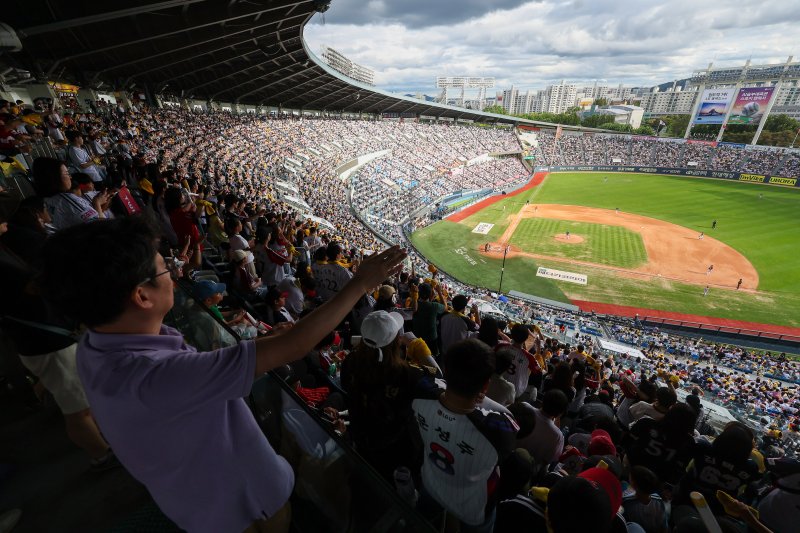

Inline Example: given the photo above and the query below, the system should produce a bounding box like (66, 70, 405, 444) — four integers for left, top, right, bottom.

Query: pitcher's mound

(554, 233, 584, 244)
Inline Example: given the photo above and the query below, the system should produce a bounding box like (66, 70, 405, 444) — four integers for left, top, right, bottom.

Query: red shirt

(168, 210, 202, 250)
(0, 126, 18, 150)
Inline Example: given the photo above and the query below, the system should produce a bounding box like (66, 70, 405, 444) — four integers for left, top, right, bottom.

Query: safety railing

(641, 316, 800, 344)
(164, 279, 435, 532)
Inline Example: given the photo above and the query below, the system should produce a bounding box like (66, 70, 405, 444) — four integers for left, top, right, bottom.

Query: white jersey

(67, 146, 104, 183)
(303, 235, 323, 253)
(412, 398, 517, 526)
(229, 234, 254, 265)
(498, 344, 538, 399)
(312, 262, 353, 302)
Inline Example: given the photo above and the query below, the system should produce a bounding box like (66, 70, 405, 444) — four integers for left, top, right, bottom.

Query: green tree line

(647, 114, 799, 147)
(484, 103, 798, 146)
(483, 104, 655, 135)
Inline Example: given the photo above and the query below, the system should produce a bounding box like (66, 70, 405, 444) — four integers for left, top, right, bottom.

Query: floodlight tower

(436, 77, 495, 109)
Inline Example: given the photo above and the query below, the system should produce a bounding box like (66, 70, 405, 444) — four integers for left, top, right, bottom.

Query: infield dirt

(479, 204, 759, 290)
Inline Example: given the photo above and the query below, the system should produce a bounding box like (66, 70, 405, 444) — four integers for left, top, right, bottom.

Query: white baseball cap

(360, 311, 405, 362)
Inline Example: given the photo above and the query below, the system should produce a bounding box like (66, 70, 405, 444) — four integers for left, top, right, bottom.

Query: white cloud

(306, 0, 798, 94)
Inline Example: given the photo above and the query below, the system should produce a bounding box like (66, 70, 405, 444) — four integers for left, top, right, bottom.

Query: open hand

(352, 245, 406, 292)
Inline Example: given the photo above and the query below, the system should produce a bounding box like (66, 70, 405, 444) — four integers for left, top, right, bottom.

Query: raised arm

(253, 246, 406, 375)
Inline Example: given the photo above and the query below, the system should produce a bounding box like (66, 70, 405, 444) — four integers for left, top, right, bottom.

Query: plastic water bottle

(393, 466, 418, 506)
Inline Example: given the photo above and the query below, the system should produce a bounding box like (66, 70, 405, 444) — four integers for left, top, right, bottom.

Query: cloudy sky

(305, 0, 798, 95)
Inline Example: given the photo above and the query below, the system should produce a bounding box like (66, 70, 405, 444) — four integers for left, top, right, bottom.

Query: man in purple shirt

(40, 216, 405, 533)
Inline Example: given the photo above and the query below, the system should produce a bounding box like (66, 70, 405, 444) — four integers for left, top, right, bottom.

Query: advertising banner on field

(692, 89, 735, 124)
(472, 222, 495, 235)
(536, 267, 587, 285)
(728, 87, 775, 125)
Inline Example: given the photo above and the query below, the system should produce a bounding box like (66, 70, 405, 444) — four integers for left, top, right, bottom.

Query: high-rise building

(543, 81, 578, 113)
(501, 86, 518, 113)
(640, 87, 698, 115)
(501, 82, 577, 114)
(498, 81, 639, 114)
(319, 45, 375, 86)
(642, 58, 800, 118)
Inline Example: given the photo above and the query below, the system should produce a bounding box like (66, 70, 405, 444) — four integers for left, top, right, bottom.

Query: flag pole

(499, 244, 508, 293)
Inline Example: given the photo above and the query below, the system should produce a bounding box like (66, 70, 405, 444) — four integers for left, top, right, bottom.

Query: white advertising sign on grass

(472, 222, 494, 235)
(536, 267, 588, 285)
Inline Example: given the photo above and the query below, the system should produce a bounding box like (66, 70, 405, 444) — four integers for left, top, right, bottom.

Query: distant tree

(724, 123, 755, 134)
(601, 122, 634, 133)
(756, 130, 798, 147)
(520, 111, 580, 126)
(581, 113, 613, 128)
(594, 97, 609, 107)
(720, 131, 753, 144)
(483, 105, 507, 115)
(666, 115, 691, 137)
(633, 125, 655, 135)
(692, 124, 720, 136)
(764, 114, 800, 133)
(647, 118, 668, 135)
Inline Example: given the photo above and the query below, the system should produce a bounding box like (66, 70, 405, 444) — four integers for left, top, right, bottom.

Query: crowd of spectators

(609, 324, 800, 429)
(2, 98, 799, 533)
(604, 135, 632, 165)
(680, 142, 717, 169)
(528, 128, 800, 177)
(740, 148, 787, 174)
(352, 156, 525, 228)
(710, 144, 747, 171)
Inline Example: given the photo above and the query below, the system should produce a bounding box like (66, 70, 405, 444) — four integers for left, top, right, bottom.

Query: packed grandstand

(0, 96, 800, 530)
(2, 3, 800, 533)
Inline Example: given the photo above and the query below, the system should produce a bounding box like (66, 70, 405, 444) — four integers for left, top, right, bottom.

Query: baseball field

(410, 171, 800, 329)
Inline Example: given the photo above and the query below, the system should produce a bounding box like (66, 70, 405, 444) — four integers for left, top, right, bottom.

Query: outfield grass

(411, 221, 568, 302)
(509, 218, 648, 268)
(532, 172, 800, 293)
(410, 172, 800, 327)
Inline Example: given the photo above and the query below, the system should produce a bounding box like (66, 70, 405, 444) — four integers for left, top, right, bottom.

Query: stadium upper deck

(2, 0, 608, 130)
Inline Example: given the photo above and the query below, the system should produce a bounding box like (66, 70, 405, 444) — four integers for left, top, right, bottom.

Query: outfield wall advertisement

(728, 87, 775, 125)
(692, 89, 735, 124)
(535, 165, 800, 187)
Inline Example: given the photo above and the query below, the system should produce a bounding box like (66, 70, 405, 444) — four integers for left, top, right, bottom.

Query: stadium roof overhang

(2, 0, 598, 130)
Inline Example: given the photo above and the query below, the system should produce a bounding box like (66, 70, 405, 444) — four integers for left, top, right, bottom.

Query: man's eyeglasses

(138, 259, 180, 286)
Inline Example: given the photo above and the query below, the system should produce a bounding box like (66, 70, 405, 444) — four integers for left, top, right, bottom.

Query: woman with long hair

(259, 224, 291, 287)
(626, 403, 698, 487)
(165, 186, 202, 268)
(150, 179, 179, 247)
(32, 157, 109, 230)
(542, 361, 577, 402)
(477, 316, 510, 348)
(340, 311, 439, 483)
(674, 421, 759, 518)
(1, 196, 53, 265)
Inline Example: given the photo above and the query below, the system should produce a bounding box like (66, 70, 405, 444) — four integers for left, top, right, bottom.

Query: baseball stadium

(412, 166, 800, 331)
(1, 1, 800, 533)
